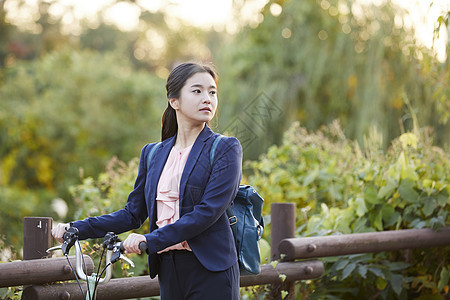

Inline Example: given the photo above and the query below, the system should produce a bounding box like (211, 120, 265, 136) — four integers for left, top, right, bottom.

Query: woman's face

(170, 72, 218, 127)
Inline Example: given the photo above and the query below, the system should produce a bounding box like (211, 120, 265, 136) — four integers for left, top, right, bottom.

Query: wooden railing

(0, 204, 322, 300)
(279, 227, 450, 260)
(1, 204, 449, 300)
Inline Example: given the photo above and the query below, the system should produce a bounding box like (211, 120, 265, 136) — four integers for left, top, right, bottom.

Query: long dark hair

(161, 62, 218, 141)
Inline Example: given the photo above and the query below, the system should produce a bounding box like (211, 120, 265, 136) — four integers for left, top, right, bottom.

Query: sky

(393, 0, 448, 61)
(4, 0, 449, 61)
(90, 0, 450, 61)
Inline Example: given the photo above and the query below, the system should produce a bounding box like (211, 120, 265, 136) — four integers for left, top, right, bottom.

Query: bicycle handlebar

(75, 239, 113, 284)
(47, 225, 147, 285)
(46, 225, 150, 300)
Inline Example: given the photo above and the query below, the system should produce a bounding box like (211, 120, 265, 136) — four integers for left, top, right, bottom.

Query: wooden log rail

(0, 255, 94, 288)
(22, 260, 324, 300)
(279, 227, 450, 261)
(10, 206, 449, 299)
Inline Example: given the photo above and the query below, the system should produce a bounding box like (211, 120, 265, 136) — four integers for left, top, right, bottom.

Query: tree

(215, 0, 449, 160)
(0, 49, 165, 248)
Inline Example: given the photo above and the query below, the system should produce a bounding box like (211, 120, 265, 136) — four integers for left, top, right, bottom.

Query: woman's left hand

(122, 233, 147, 254)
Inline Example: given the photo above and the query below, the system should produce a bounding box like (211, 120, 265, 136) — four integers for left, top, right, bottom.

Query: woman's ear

(169, 98, 180, 110)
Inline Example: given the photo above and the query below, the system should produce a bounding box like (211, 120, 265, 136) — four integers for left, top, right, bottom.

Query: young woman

(52, 62, 242, 299)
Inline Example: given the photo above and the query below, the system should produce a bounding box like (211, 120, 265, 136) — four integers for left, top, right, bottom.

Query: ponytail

(161, 103, 178, 141)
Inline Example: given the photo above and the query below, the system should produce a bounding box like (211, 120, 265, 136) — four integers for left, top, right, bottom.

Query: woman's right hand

(52, 223, 70, 243)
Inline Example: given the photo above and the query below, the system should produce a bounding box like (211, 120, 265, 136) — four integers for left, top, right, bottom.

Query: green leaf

(260, 238, 271, 264)
(369, 267, 385, 278)
(355, 197, 368, 217)
(429, 216, 446, 230)
(286, 188, 307, 199)
(386, 262, 410, 271)
(342, 262, 356, 280)
(400, 166, 419, 181)
(398, 179, 419, 203)
(378, 178, 397, 199)
(410, 218, 426, 229)
(303, 167, 319, 186)
(422, 179, 434, 189)
(422, 196, 437, 217)
(271, 261, 278, 269)
(352, 217, 375, 233)
(365, 186, 383, 204)
(369, 209, 383, 230)
(383, 209, 400, 228)
(381, 205, 394, 221)
(335, 259, 349, 271)
(281, 290, 289, 299)
(438, 267, 449, 291)
(334, 209, 354, 234)
(358, 265, 368, 278)
(434, 164, 444, 178)
(386, 161, 401, 183)
(436, 193, 449, 206)
(390, 274, 403, 295)
(376, 276, 387, 290)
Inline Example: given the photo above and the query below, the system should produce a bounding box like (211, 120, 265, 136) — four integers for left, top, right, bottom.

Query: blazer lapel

(179, 125, 214, 208)
(149, 136, 175, 201)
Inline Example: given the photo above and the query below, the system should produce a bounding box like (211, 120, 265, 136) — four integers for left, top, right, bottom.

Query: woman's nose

(202, 92, 211, 103)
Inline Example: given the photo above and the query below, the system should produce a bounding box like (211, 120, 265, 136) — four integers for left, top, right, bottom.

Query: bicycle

(47, 223, 148, 300)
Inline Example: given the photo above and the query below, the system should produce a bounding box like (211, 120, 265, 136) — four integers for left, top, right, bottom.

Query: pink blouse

(156, 145, 193, 253)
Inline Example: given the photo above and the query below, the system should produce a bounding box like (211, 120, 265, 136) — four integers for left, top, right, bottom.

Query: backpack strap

(209, 134, 237, 226)
(146, 142, 161, 170)
(210, 134, 224, 166)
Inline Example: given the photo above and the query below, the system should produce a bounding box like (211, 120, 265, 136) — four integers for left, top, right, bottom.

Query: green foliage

(70, 156, 150, 276)
(71, 156, 140, 219)
(0, 186, 59, 249)
(0, 236, 22, 298)
(0, 48, 164, 191)
(0, 48, 165, 251)
(0, 286, 22, 299)
(216, 0, 449, 160)
(247, 120, 359, 217)
(248, 121, 450, 298)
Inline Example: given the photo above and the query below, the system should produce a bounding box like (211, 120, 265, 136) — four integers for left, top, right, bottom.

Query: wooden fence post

(268, 203, 296, 300)
(23, 217, 53, 260)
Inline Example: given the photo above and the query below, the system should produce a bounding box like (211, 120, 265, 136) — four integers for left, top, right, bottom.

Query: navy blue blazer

(73, 125, 242, 278)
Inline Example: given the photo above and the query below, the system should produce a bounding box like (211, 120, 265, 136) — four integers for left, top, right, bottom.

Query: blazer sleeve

(72, 144, 151, 240)
(144, 137, 242, 254)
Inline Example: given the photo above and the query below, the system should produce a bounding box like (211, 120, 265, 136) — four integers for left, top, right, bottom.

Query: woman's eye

(210, 90, 216, 95)
(193, 89, 201, 93)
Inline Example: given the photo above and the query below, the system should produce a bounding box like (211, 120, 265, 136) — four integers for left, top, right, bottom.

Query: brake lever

(46, 245, 62, 253)
(46, 223, 79, 255)
(61, 224, 79, 255)
(110, 242, 135, 268)
(102, 232, 119, 250)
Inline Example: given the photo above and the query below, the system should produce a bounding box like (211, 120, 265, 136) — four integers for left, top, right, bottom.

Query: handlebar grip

(139, 241, 148, 253)
(119, 241, 148, 254)
(119, 241, 126, 252)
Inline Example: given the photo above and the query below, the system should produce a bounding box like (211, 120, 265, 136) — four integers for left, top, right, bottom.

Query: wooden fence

(1, 203, 449, 300)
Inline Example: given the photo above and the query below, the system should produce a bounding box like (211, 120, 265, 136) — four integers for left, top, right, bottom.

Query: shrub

(247, 121, 449, 299)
